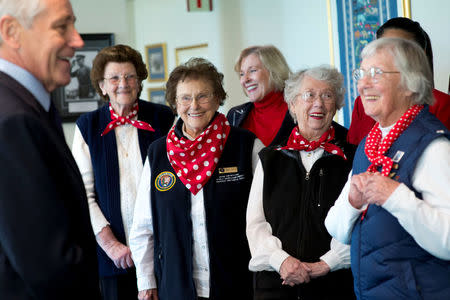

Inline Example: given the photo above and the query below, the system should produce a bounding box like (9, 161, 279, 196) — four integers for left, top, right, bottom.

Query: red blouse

(242, 91, 288, 146)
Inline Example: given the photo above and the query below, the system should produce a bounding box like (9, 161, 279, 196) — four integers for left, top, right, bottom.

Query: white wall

(132, 0, 333, 113)
(410, 0, 450, 92)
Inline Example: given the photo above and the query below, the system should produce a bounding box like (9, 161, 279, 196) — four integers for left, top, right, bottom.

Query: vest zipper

(305, 171, 310, 180)
(358, 222, 362, 298)
(318, 169, 323, 207)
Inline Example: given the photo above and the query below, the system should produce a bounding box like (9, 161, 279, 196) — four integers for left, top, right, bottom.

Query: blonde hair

(235, 45, 291, 91)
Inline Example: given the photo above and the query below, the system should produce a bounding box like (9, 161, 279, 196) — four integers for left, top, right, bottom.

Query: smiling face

(99, 62, 139, 115)
(239, 53, 274, 102)
(176, 78, 220, 139)
(18, 0, 84, 92)
(291, 76, 337, 141)
(357, 50, 412, 127)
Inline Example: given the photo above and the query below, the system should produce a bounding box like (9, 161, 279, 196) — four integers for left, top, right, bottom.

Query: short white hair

(0, 0, 45, 43)
(284, 66, 345, 122)
(361, 37, 433, 105)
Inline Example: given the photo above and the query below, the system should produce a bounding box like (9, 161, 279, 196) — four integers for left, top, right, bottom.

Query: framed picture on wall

(186, 0, 213, 11)
(148, 87, 167, 106)
(51, 33, 114, 122)
(146, 43, 168, 82)
(175, 43, 208, 66)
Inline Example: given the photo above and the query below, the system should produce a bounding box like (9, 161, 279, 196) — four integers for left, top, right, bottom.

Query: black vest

(256, 123, 356, 300)
(226, 101, 295, 146)
(148, 126, 255, 300)
(77, 99, 174, 277)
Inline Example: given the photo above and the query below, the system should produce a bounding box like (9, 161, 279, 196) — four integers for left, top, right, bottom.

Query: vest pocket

(154, 246, 163, 286)
(401, 261, 423, 299)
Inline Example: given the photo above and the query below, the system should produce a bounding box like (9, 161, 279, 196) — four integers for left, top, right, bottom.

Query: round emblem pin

(155, 171, 176, 192)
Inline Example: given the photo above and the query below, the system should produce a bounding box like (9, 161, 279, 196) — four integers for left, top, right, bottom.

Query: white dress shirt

(72, 122, 143, 246)
(325, 126, 450, 260)
(246, 148, 351, 274)
(129, 136, 264, 295)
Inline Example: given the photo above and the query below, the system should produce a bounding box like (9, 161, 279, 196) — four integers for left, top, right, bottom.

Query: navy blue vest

(77, 99, 174, 277)
(351, 108, 450, 299)
(148, 125, 255, 300)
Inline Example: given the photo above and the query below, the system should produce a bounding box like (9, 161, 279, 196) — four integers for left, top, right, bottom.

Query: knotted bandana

(101, 102, 155, 136)
(166, 113, 230, 195)
(279, 126, 346, 160)
(365, 104, 423, 176)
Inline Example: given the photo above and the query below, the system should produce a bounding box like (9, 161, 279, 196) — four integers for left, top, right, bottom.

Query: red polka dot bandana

(279, 126, 346, 160)
(365, 104, 423, 176)
(166, 113, 230, 195)
(101, 102, 155, 136)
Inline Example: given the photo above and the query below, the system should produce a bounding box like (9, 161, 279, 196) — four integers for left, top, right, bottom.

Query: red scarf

(101, 102, 155, 136)
(166, 113, 230, 195)
(242, 91, 287, 146)
(279, 126, 346, 160)
(365, 104, 423, 176)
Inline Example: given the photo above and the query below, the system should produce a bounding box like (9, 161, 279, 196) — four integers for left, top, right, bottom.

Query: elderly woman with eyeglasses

(129, 58, 264, 300)
(72, 44, 175, 300)
(246, 66, 356, 300)
(325, 38, 450, 299)
(347, 17, 450, 146)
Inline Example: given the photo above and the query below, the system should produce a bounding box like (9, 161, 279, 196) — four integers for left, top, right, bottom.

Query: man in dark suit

(0, 0, 101, 298)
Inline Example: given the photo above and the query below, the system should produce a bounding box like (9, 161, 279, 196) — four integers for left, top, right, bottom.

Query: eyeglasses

(176, 92, 214, 106)
(103, 74, 138, 85)
(352, 67, 400, 82)
(299, 90, 335, 103)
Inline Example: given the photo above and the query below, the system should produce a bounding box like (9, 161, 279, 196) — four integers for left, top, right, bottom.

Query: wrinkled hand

(302, 260, 330, 279)
(105, 241, 134, 269)
(363, 172, 400, 206)
(349, 172, 371, 209)
(138, 289, 158, 300)
(96, 226, 134, 269)
(280, 256, 311, 286)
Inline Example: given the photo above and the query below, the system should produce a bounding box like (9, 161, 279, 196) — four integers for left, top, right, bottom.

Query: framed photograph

(51, 33, 114, 122)
(175, 43, 208, 66)
(147, 87, 167, 106)
(187, 0, 213, 11)
(336, 0, 399, 127)
(146, 43, 168, 82)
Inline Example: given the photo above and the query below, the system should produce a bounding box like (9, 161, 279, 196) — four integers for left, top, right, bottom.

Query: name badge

(392, 151, 404, 163)
(219, 166, 238, 174)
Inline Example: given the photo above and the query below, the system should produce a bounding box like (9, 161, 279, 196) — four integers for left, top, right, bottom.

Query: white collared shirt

(72, 121, 143, 246)
(0, 58, 50, 111)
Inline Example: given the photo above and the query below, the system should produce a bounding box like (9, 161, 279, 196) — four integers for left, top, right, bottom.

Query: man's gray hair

(0, 0, 45, 43)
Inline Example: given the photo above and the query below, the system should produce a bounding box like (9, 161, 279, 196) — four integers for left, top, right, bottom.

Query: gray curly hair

(284, 66, 345, 122)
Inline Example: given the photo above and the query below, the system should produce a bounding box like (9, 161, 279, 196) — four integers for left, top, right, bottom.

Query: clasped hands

(349, 171, 400, 209)
(280, 256, 330, 286)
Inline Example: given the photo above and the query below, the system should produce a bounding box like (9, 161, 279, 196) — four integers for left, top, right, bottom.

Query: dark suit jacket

(0, 72, 100, 299)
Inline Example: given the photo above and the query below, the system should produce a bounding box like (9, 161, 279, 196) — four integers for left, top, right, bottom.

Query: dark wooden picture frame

(51, 33, 114, 122)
